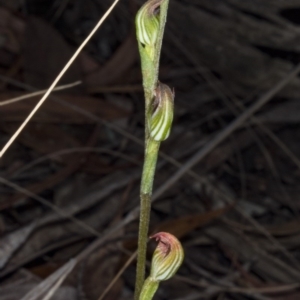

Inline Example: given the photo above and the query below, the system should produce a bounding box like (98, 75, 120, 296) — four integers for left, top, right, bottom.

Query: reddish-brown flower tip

(149, 232, 184, 281)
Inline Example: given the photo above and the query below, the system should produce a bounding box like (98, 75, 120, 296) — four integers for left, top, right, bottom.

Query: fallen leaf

(20, 259, 76, 300)
(153, 206, 231, 238)
(85, 33, 138, 90)
(82, 250, 122, 300)
(1, 123, 80, 154)
(0, 7, 24, 53)
(258, 100, 300, 124)
(0, 223, 36, 269)
(23, 17, 81, 88)
(275, 292, 300, 300)
(0, 93, 131, 123)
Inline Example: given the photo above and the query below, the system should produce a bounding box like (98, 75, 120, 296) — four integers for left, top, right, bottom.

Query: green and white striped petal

(149, 232, 184, 282)
(135, 0, 162, 59)
(149, 82, 174, 142)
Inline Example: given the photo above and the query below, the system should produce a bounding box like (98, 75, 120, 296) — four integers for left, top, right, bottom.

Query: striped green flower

(149, 232, 184, 281)
(139, 232, 183, 299)
(136, 0, 162, 59)
(149, 82, 174, 141)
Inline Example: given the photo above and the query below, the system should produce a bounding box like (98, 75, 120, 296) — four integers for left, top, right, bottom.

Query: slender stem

(135, 139, 160, 299)
(135, 1, 170, 299)
(139, 277, 159, 300)
(153, 0, 169, 88)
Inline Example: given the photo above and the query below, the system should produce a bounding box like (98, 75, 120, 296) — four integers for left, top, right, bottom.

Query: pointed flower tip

(136, 0, 163, 58)
(149, 232, 184, 282)
(149, 82, 174, 142)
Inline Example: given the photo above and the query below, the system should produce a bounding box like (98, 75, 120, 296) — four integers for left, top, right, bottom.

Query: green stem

(135, 138, 160, 300)
(139, 277, 159, 300)
(135, 1, 170, 299)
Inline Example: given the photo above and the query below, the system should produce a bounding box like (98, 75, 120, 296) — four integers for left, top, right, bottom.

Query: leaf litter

(1, 0, 300, 299)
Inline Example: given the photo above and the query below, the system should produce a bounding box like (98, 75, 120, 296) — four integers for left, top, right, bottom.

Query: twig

(152, 63, 300, 200)
(12, 147, 140, 177)
(20, 259, 76, 300)
(98, 250, 138, 300)
(0, 0, 120, 158)
(0, 73, 297, 268)
(0, 81, 81, 106)
(0, 177, 101, 237)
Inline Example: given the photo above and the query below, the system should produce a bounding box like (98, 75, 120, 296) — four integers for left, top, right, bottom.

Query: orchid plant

(134, 1, 184, 299)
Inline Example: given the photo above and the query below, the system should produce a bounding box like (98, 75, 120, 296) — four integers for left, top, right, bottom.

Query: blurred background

(1, 0, 300, 299)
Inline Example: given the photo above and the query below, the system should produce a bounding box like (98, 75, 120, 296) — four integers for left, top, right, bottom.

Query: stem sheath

(139, 277, 159, 300)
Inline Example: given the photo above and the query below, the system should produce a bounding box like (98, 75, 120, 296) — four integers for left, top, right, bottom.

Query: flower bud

(149, 82, 174, 141)
(149, 232, 184, 282)
(136, 0, 162, 59)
